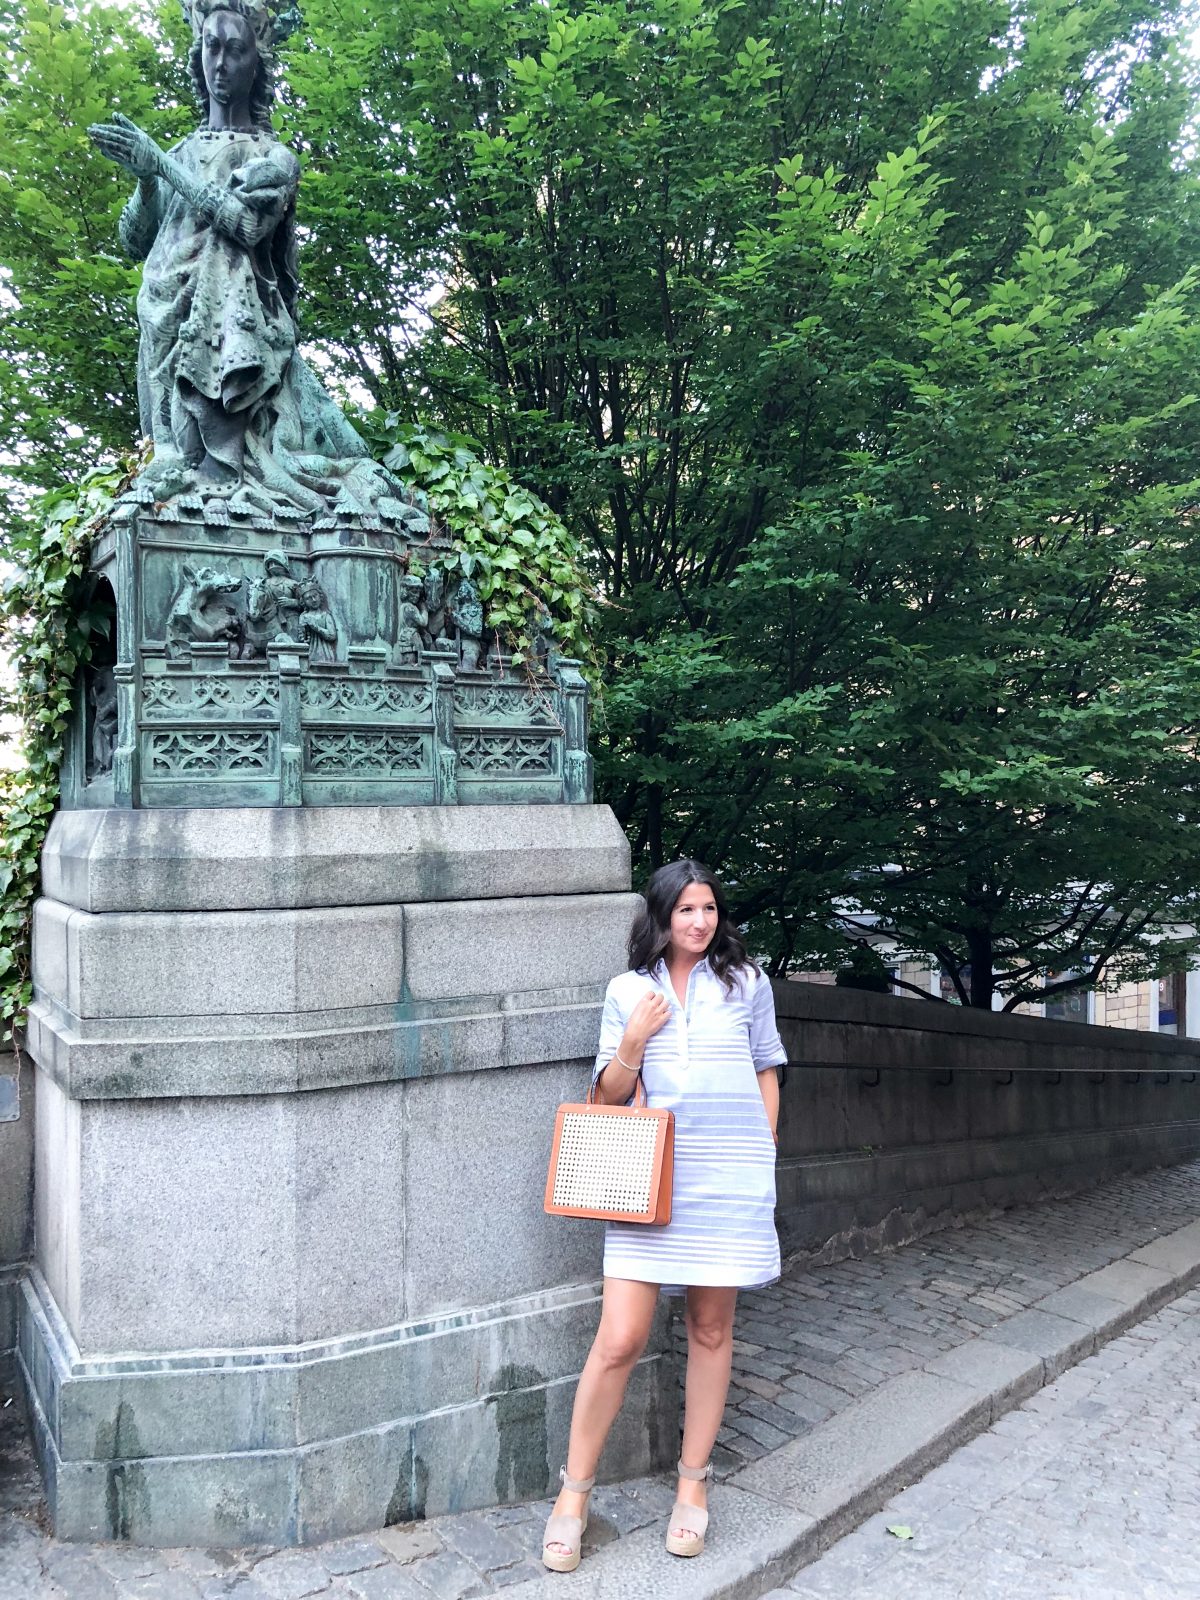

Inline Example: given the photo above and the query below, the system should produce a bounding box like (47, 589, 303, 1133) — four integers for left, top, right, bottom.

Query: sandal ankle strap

(677, 1458, 713, 1481)
(560, 1465, 596, 1493)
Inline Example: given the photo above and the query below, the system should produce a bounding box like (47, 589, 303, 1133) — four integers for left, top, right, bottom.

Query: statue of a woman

(88, 0, 423, 524)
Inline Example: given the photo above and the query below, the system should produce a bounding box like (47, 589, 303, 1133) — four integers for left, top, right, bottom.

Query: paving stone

(373, 1525, 444, 1565)
(8, 1164, 1200, 1600)
(435, 1518, 525, 1574)
(793, 1284, 1200, 1598)
(40, 1546, 121, 1600)
(741, 1396, 811, 1435)
(246, 1550, 332, 1598)
(481, 1507, 533, 1529)
(199, 1578, 272, 1600)
(118, 1574, 206, 1600)
(342, 1569, 433, 1600)
(584, 1486, 656, 1535)
(482, 1562, 546, 1590)
(735, 1413, 793, 1450)
(172, 1554, 235, 1580)
(404, 1550, 487, 1598)
(315, 1542, 387, 1577)
(0, 1523, 53, 1598)
(94, 1548, 173, 1582)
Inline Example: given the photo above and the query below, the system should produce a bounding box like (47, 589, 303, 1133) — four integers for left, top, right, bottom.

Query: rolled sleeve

(592, 979, 628, 1085)
(749, 970, 787, 1070)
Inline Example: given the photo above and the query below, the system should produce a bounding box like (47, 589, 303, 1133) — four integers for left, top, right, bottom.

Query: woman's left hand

(88, 112, 162, 180)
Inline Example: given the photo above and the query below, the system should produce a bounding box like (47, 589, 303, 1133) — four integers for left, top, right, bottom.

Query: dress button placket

(657, 962, 690, 1072)
(677, 964, 700, 1072)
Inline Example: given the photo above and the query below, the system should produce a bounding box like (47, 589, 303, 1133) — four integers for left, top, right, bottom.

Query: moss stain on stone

(488, 1363, 547, 1503)
(95, 1401, 147, 1541)
(384, 1430, 417, 1525)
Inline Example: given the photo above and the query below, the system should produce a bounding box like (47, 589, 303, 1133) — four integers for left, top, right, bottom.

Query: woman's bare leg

(545, 1277, 659, 1554)
(673, 1285, 738, 1529)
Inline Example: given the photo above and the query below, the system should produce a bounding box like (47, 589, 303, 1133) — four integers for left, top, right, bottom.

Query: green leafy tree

(5, 0, 1200, 1008)
(0, 0, 191, 513)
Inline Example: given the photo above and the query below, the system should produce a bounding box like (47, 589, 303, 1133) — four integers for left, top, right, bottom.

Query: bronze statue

(68, 0, 594, 814)
(88, 0, 419, 522)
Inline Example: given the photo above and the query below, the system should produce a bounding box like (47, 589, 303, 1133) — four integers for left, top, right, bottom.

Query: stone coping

(774, 978, 1200, 1070)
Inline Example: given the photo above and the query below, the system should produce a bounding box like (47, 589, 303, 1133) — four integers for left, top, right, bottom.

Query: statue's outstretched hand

(88, 112, 162, 180)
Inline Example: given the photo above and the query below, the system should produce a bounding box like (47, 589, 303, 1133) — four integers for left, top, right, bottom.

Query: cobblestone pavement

(3, 1159, 1200, 1599)
(776, 1284, 1200, 1600)
(713, 1159, 1200, 1476)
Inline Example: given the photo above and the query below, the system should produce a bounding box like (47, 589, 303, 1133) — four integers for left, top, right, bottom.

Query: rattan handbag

(544, 1074, 674, 1225)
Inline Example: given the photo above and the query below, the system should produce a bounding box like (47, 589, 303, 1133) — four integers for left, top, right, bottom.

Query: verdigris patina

(71, 0, 592, 811)
(89, 0, 410, 520)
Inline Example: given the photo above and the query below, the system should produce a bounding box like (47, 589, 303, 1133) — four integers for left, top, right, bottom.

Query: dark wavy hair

(188, 9, 276, 131)
(628, 859, 757, 992)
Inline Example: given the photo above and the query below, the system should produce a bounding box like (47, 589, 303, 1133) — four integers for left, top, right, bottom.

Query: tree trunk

(967, 929, 995, 1009)
(646, 784, 663, 870)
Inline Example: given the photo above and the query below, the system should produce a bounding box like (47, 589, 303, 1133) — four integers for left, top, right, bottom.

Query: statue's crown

(181, 0, 301, 55)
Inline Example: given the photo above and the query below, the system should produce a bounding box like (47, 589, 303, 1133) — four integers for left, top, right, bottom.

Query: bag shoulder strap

(586, 1070, 647, 1109)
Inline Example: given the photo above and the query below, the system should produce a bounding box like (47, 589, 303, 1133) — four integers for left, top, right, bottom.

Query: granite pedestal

(18, 804, 677, 1545)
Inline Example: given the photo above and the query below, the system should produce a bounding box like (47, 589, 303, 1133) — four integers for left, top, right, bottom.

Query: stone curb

(499, 1216, 1200, 1597)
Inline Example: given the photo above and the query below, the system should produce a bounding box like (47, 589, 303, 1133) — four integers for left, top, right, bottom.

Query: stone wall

(1093, 982, 1154, 1031)
(0, 1043, 33, 1374)
(773, 980, 1200, 1260)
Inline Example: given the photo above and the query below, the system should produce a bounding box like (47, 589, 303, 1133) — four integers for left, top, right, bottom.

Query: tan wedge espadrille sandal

(665, 1457, 713, 1557)
(542, 1467, 596, 1573)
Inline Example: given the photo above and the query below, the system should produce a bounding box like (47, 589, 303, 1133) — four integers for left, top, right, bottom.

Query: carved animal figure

(165, 563, 243, 660)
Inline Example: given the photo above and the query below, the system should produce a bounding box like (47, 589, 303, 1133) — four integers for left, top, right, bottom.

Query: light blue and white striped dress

(593, 957, 787, 1292)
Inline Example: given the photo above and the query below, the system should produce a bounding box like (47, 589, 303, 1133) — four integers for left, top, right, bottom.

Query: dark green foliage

(0, 459, 135, 1032)
(5, 0, 1200, 1005)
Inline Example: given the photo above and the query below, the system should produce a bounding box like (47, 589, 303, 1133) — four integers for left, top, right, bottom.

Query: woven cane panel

(552, 1111, 659, 1216)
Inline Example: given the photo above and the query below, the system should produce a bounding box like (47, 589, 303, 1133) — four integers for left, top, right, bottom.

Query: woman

(543, 860, 786, 1571)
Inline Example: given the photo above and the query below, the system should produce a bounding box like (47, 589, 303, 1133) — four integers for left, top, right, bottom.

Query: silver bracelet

(614, 1051, 641, 1073)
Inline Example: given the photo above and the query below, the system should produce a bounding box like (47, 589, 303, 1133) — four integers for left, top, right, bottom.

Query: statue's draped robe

(120, 128, 412, 517)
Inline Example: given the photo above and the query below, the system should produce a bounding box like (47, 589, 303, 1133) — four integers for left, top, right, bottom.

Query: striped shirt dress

(592, 957, 787, 1292)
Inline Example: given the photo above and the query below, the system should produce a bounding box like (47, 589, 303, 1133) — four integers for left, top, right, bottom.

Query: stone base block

(41, 804, 630, 913)
(28, 884, 641, 1101)
(18, 1271, 677, 1547)
(1, 1048, 32, 1375)
(30, 1057, 637, 1354)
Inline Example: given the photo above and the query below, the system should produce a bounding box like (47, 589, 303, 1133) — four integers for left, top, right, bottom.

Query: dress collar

(650, 955, 711, 980)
